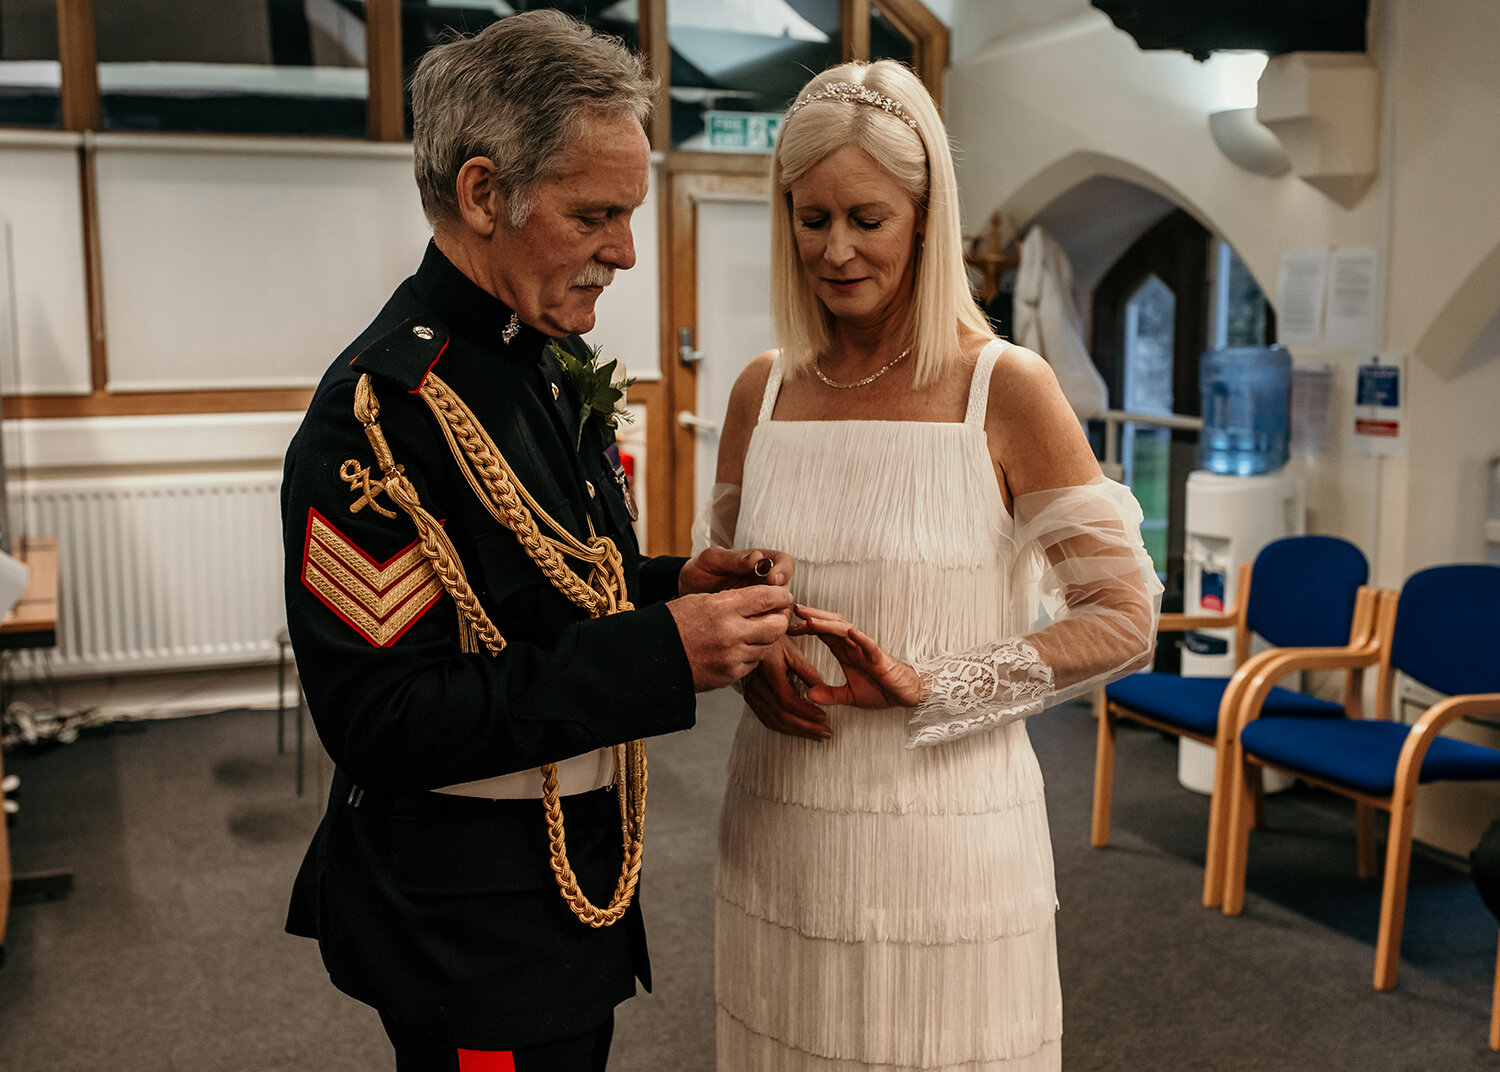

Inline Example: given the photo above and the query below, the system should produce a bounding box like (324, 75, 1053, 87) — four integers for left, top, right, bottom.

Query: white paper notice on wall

(1323, 247, 1379, 352)
(1353, 352, 1404, 456)
(1275, 250, 1328, 346)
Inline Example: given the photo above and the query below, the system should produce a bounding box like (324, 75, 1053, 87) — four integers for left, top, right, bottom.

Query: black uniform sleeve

(637, 555, 688, 606)
(283, 375, 696, 796)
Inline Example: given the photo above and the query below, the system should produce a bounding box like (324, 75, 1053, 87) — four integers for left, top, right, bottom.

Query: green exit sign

(704, 111, 782, 151)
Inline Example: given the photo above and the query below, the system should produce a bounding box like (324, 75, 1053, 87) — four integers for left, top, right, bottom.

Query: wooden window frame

(13, 0, 947, 422)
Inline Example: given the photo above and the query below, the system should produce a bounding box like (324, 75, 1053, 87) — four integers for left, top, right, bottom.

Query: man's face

(491, 112, 651, 337)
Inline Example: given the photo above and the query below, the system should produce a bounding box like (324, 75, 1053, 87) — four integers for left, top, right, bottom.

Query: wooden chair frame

(1094, 562, 1381, 911)
(1092, 561, 1253, 851)
(1220, 587, 1500, 990)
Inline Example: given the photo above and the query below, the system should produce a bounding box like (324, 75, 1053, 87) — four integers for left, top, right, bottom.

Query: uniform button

(551, 383, 560, 400)
(586, 481, 596, 498)
(412, 325, 434, 340)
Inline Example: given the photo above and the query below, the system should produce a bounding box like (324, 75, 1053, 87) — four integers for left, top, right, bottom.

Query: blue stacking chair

(1221, 563, 1500, 990)
(1092, 535, 1376, 910)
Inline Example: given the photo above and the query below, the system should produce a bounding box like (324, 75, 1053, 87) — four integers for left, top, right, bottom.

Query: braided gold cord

(353, 373, 647, 928)
(419, 372, 633, 618)
(355, 376, 507, 656)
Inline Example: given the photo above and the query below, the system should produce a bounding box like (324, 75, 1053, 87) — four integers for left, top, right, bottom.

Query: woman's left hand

(796, 605, 925, 709)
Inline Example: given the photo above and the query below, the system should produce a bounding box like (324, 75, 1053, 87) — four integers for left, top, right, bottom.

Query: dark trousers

(380, 1011, 614, 1072)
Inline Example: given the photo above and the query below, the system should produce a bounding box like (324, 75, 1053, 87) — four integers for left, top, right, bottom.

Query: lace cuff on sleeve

(905, 478, 1163, 748)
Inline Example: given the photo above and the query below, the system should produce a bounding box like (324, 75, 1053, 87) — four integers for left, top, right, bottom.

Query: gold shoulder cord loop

(354, 372, 646, 928)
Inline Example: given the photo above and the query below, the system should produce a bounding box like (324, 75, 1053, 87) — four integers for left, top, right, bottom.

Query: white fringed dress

(715, 341, 1159, 1071)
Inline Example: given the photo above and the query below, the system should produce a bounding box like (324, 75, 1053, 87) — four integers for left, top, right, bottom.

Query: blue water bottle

(1199, 345, 1291, 475)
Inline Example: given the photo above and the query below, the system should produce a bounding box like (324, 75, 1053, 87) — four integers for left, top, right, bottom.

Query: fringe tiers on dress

(715, 342, 1064, 1071)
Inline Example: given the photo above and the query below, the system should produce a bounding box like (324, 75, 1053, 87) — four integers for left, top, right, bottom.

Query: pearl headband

(785, 81, 919, 130)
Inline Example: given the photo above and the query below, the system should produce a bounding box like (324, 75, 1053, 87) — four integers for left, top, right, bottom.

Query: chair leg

(1203, 731, 1233, 908)
(1373, 789, 1417, 990)
(1355, 802, 1379, 880)
(1090, 689, 1115, 848)
(1221, 753, 1256, 916)
(1491, 933, 1500, 1052)
(1250, 766, 1266, 830)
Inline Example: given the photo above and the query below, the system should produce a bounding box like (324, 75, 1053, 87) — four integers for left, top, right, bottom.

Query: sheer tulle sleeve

(691, 482, 743, 553)
(906, 477, 1162, 748)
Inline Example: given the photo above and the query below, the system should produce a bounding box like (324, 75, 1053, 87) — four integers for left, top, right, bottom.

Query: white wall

(944, 1, 1500, 589)
(1380, 1, 1500, 574)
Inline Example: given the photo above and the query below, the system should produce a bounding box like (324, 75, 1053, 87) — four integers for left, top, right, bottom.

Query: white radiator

(7, 471, 285, 677)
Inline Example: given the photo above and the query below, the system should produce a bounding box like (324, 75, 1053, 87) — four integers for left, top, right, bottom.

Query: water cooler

(1178, 345, 1303, 794)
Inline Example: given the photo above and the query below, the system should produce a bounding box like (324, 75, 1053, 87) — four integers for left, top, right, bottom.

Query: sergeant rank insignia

(300, 508, 442, 647)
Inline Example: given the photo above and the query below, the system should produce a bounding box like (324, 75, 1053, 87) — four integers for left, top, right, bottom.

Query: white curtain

(1013, 225, 1109, 423)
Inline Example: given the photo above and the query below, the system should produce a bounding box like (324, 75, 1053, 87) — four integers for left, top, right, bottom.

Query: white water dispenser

(1178, 469, 1305, 792)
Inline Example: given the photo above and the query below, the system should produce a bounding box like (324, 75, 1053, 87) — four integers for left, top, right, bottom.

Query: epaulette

(350, 317, 450, 392)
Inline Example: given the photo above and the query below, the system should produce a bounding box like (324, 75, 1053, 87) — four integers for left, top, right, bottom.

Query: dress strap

(964, 339, 1008, 427)
(757, 353, 786, 424)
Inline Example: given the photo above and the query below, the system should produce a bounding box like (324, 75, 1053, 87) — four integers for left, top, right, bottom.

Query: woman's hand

(742, 635, 832, 740)
(796, 605, 925, 709)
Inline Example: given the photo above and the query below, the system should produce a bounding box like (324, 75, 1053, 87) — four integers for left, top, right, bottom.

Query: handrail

(1099, 408, 1204, 482)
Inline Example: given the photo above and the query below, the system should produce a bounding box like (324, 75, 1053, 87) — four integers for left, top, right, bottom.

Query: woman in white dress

(707, 60, 1162, 1071)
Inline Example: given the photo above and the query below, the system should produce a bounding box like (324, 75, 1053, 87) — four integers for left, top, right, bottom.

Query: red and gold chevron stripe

(301, 507, 443, 647)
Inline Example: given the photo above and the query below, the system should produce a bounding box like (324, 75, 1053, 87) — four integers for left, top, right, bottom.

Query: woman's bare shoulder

(985, 340, 1100, 492)
(986, 341, 1072, 417)
(715, 350, 779, 484)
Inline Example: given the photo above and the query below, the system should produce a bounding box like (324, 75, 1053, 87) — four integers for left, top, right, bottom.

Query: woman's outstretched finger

(848, 627, 886, 662)
(792, 604, 852, 629)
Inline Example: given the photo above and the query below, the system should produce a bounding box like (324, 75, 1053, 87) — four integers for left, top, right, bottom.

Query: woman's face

(787, 143, 923, 332)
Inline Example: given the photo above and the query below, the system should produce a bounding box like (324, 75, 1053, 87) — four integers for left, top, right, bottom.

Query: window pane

(1, 1, 61, 128)
(1223, 242, 1268, 346)
(1123, 273, 1175, 414)
(401, 3, 641, 139)
(1123, 273, 1174, 575)
(668, 0, 838, 151)
(1126, 425, 1170, 573)
(95, 0, 368, 137)
(870, 5, 915, 67)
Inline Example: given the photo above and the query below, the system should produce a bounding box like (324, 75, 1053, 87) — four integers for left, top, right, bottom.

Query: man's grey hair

(410, 10, 656, 229)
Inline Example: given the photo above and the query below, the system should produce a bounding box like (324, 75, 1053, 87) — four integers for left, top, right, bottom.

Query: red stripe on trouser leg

(456, 1049, 516, 1072)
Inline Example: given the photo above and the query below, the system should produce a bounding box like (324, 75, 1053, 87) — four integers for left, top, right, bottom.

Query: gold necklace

(813, 346, 912, 389)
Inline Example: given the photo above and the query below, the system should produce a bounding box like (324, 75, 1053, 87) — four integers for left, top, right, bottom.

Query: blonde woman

(706, 61, 1162, 1071)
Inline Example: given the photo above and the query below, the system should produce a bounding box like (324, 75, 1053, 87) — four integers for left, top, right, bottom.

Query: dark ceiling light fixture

(1090, 0, 1368, 61)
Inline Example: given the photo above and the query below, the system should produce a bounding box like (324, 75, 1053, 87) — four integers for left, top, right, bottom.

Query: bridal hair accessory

(786, 82, 919, 130)
(813, 346, 912, 389)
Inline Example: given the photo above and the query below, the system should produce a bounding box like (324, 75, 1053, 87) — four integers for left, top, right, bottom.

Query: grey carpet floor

(0, 691, 1495, 1071)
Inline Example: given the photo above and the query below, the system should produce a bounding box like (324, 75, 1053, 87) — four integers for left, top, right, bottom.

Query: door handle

(678, 411, 718, 434)
(678, 326, 704, 367)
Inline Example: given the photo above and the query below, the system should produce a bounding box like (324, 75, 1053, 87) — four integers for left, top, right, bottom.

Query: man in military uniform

(281, 12, 794, 1070)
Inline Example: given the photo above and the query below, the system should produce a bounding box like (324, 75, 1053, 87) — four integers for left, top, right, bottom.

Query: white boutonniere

(549, 341, 636, 450)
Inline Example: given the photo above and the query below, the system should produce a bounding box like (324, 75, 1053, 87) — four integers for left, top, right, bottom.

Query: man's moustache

(571, 266, 615, 288)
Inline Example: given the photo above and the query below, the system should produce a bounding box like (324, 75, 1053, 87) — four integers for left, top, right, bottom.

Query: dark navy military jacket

(281, 241, 694, 1048)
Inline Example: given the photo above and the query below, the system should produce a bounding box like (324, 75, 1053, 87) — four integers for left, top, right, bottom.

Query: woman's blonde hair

(770, 60, 992, 387)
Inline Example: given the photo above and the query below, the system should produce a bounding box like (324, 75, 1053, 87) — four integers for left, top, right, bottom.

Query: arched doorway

(1088, 209, 1274, 667)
